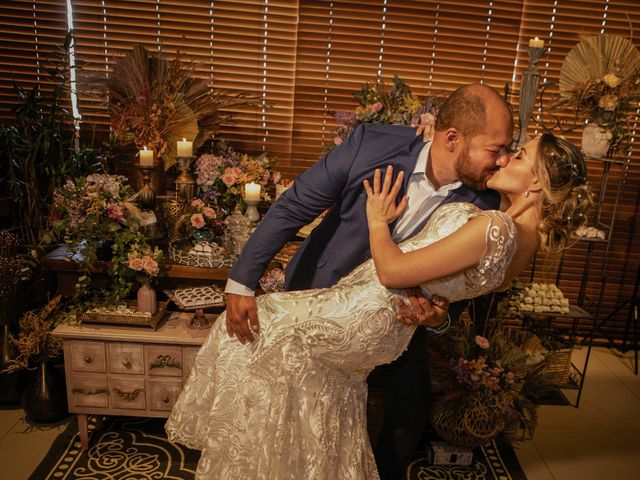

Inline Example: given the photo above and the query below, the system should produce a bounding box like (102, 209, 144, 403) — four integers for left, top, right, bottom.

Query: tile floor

(0, 346, 638, 480)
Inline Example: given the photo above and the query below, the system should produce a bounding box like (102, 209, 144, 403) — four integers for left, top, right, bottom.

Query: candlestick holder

(244, 199, 261, 223)
(175, 155, 196, 204)
(518, 46, 547, 146)
(137, 164, 155, 210)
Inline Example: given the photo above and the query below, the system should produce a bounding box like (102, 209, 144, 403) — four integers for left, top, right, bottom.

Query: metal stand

(175, 155, 196, 204)
(517, 46, 547, 147)
(137, 164, 155, 209)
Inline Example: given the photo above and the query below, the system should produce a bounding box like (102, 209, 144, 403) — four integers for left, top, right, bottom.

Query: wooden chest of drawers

(53, 315, 211, 449)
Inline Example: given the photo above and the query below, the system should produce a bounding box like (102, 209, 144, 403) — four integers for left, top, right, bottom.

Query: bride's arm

(365, 166, 490, 289)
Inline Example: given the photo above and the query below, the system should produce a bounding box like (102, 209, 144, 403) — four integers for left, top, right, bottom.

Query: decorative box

(427, 441, 474, 466)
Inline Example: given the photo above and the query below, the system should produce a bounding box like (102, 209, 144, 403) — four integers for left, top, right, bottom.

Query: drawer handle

(150, 354, 182, 370)
(162, 396, 171, 404)
(83, 355, 92, 364)
(112, 387, 143, 401)
(122, 360, 132, 369)
(72, 388, 108, 396)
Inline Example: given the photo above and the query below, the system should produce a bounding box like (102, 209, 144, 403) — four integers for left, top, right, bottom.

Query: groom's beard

(455, 144, 494, 190)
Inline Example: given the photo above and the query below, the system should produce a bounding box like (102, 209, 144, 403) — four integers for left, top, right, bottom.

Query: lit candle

(139, 146, 154, 167)
(528, 37, 544, 48)
(244, 182, 261, 201)
(177, 138, 193, 157)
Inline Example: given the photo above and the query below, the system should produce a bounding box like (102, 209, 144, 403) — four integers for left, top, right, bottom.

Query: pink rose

(202, 207, 216, 219)
(231, 167, 242, 178)
(372, 101, 383, 113)
(129, 257, 144, 271)
(221, 172, 236, 187)
(191, 213, 205, 229)
(272, 171, 282, 185)
(191, 198, 205, 209)
(334, 136, 344, 146)
(141, 256, 159, 276)
(474, 335, 490, 349)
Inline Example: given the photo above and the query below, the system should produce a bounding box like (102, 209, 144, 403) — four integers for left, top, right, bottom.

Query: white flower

(603, 73, 621, 88)
(598, 94, 618, 111)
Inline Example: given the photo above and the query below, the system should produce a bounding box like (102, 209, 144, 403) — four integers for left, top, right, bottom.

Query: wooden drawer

(146, 345, 183, 377)
(108, 343, 144, 375)
(69, 374, 109, 409)
(69, 340, 106, 373)
(183, 347, 200, 379)
(109, 376, 146, 410)
(147, 379, 183, 411)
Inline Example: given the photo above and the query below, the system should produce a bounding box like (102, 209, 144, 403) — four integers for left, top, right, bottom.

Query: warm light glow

(139, 146, 154, 167)
(528, 37, 544, 48)
(177, 138, 193, 157)
(244, 182, 261, 201)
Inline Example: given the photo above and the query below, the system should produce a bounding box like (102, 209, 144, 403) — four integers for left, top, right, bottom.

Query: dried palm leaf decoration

(559, 34, 640, 97)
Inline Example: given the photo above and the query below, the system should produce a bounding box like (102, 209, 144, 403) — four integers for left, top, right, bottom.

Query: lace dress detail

(165, 202, 517, 480)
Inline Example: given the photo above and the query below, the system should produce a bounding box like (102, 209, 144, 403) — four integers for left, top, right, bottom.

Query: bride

(166, 133, 592, 479)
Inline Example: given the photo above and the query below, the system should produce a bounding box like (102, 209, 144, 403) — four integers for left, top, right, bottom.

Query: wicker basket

(431, 395, 505, 448)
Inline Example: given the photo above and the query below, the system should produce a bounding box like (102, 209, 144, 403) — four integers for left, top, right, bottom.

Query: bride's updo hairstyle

(534, 133, 594, 255)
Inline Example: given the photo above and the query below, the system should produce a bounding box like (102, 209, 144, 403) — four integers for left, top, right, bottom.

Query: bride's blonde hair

(534, 133, 594, 255)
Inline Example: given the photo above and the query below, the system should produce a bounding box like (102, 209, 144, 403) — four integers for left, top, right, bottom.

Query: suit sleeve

(227, 125, 367, 290)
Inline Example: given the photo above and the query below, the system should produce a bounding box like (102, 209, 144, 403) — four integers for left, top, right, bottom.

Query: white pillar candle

(177, 138, 193, 157)
(528, 37, 544, 48)
(139, 146, 154, 167)
(244, 182, 261, 201)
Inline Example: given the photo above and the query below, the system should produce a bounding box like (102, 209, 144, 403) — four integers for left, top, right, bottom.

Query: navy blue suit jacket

(229, 124, 500, 296)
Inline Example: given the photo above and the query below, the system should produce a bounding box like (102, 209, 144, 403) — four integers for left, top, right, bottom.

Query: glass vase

(137, 283, 157, 315)
(581, 123, 611, 158)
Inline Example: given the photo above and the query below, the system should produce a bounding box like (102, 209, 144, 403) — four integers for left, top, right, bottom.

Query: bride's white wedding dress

(165, 202, 516, 479)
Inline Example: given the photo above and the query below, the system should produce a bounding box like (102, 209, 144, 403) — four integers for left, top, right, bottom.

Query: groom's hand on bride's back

(226, 293, 260, 343)
(394, 288, 449, 329)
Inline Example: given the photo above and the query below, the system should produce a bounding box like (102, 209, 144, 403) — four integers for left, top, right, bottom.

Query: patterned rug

(30, 416, 527, 479)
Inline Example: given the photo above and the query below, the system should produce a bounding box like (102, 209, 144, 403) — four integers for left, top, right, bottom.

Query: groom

(225, 83, 513, 479)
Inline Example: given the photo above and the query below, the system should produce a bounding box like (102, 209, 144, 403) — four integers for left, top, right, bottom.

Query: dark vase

(21, 357, 69, 424)
(0, 324, 23, 405)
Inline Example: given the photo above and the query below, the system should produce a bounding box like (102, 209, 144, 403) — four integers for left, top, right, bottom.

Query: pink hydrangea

(191, 213, 205, 229)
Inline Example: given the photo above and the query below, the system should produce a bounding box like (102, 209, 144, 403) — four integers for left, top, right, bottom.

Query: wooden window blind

(0, 0, 69, 116)
(0, 0, 639, 340)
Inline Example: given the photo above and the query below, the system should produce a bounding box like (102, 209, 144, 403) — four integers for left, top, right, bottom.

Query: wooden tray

(77, 301, 168, 330)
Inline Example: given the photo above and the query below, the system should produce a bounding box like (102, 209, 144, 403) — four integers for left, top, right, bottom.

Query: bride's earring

(525, 190, 530, 198)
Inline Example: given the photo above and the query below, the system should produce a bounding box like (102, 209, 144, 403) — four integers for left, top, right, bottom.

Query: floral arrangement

(85, 45, 256, 169)
(43, 174, 142, 267)
(428, 318, 552, 442)
(109, 230, 163, 303)
(195, 142, 280, 215)
(181, 198, 226, 243)
(259, 267, 285, 293)
(332, 75, 441, 147)
(555, 34, 640, 151)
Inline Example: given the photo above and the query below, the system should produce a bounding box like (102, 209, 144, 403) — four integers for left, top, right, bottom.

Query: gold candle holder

(137, 164, 156, 210)
(175, 155, 196, 204)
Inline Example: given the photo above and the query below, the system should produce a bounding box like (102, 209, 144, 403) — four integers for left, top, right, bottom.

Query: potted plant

(427, 318, 551, 447)
(4, 295, 69, 423)
(42, 173, 143, 268)
(554, 34, 640, 157)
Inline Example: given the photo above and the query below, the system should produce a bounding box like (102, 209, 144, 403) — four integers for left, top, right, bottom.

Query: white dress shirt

(225, 141, 461, 296)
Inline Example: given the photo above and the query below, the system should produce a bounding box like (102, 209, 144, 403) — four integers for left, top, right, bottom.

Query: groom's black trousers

(367, 300, 467, 480)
